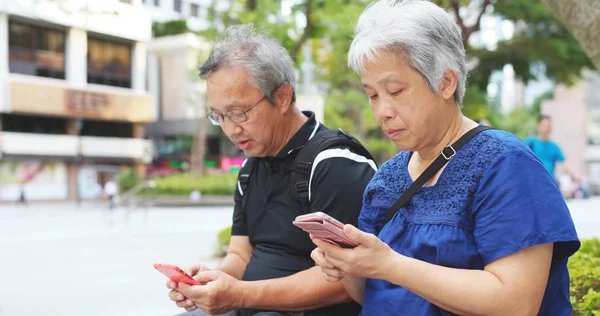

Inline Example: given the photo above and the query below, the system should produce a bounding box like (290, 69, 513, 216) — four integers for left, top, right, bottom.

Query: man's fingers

(320, 266, 344, 279)
(193, 270, 217, 284)
(323, 272, 344, 283)
(311, 248, 333, 268)
(166, 280, 177, 289)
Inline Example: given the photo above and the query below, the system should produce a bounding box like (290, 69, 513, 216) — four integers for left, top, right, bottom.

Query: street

(0, 198, 599, 316)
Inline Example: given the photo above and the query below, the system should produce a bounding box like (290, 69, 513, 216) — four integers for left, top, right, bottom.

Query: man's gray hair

(199, 24, 296, 105)
(348, 0, 467, 104)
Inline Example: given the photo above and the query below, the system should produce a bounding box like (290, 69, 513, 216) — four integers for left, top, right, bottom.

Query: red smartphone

(153, 263, 201, 286)
(293, 212, 358, 248)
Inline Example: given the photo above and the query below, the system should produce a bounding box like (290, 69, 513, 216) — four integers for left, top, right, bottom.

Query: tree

(541, 0, 600, 70)
(198, 0, 594, 163)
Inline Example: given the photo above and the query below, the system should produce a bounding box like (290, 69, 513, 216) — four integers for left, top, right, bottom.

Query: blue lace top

(358, 129, 580, 316)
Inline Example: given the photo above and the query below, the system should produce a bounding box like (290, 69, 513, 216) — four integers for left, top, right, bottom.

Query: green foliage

(488, 106, 538, 139)
(215, 226, 232, 257)
(152, 19, 190, 38)
(467, 1, 593, 90)
(196, 0, 592, 166)
(570, 238, 600, 315)
(117, 169, 142, 193)
(117, 170, 237, 196)
(150, 172, 237, 196)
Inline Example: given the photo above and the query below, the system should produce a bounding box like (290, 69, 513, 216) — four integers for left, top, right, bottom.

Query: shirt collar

(275, 111, 320, 159)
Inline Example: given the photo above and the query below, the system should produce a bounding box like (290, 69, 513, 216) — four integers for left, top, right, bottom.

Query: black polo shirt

(231, 112, 377, 316)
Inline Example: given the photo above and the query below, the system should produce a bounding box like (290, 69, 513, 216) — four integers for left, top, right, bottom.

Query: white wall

(147, 33, 210, 120)
(132, 41, 148, 93)
(0, 132, 79, 157)
(66, 28, 87, 87)
(0, 13, 8, 113)
(80, 137, 153, 163)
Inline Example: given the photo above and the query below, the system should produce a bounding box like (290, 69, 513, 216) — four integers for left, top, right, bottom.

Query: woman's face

(360, 51, 454, 152)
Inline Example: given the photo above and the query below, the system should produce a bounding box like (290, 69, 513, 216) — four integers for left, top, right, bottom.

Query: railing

(117, 179, 157, 210)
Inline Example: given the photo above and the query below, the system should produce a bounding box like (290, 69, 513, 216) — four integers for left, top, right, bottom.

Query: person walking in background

(103, 179, 118, 210)
(525, 115, 568, 180)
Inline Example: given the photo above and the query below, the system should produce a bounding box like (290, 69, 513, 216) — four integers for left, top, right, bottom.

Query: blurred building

(0, 0, 155, 202)
(142, 0, 217, 32)
(542, 71, 600, 193)
(145, 32, 227, 176)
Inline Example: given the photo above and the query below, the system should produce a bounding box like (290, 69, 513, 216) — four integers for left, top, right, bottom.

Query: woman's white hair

(348, 0, 467, 104)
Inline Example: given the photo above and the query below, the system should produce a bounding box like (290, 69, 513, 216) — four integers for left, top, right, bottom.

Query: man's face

(537, 118, 552, 138)
(206, 67, 287, 157)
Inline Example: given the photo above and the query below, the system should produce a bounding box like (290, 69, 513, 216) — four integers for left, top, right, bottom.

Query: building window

(174, 0, 182, 12)
(87, 37, 132, 88)
(191, 3, 199, 17)
(8, 21, 66, 79)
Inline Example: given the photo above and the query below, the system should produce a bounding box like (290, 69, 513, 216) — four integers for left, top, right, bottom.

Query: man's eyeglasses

(207, 96, 266, 126)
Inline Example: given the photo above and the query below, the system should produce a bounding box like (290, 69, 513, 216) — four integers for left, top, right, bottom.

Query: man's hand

(178, 270, 245, 315)
(166, 263, 210, 312)
(311, 244, 346, 283)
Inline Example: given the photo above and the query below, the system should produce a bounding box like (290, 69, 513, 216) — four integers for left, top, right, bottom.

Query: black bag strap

(290, 129, 375, 214)
(291, 128, 375, 202)
(379, 125, 492, 233)
(238, 157, 258, 215)
(239, 128, 376, 216)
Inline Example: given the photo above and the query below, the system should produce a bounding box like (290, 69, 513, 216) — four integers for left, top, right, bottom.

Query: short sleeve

(231, 176, 248, 236)
(310, 147, 377, 227)
(555, 143, 566, 162)
(471, 149, 580, 266)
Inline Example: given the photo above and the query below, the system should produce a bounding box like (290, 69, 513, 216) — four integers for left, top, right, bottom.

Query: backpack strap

(290, 128, 375, 213)
(238, 157, 257, 216)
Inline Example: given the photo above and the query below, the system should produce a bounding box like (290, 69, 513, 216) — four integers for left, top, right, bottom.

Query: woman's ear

(440, 70, 458, 101)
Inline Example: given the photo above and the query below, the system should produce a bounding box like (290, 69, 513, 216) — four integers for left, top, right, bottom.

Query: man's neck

(538, 134, 550, 142)
(269, 108, 308, 157)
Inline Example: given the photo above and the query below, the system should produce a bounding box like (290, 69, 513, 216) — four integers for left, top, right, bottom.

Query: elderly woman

(310, 1, 580, 315)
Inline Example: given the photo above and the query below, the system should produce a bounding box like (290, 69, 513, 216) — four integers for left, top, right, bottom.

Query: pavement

(0, 197, 598, 316)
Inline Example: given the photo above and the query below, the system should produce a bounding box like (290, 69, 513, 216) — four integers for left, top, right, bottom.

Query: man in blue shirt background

(525, 115, 566, 179)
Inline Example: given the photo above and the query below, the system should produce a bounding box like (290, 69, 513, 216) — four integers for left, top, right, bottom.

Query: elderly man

(166, 24, 377, 316)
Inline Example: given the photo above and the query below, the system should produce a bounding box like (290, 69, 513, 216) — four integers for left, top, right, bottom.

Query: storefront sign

(9, 77, 155, 122)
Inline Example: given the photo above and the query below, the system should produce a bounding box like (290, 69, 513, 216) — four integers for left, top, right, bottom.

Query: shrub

(117, 170, 237, 196)
(151, 173, 237, 196)
(117, 169, 142, 193)
(214, 226, 232, 257)
(570, 238, 600, 315)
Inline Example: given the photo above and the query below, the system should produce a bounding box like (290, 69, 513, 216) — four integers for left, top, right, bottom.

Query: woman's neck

(415, 110, 475, 165)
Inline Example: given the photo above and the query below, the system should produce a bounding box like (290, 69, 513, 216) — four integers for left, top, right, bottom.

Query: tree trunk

(190, 118, 207, 176)
(246, 0, 257, 11)
(541, 0, 600, 70)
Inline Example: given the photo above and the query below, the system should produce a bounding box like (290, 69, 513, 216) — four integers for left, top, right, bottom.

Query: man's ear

(274, 83, 294, 113)
(439, 69, 458, 101)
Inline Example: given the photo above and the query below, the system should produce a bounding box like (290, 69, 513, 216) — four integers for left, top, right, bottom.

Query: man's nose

(222, 119, 242, 138)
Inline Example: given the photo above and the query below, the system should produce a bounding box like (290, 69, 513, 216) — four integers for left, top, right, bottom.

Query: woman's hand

(311, 224, 395, 280)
